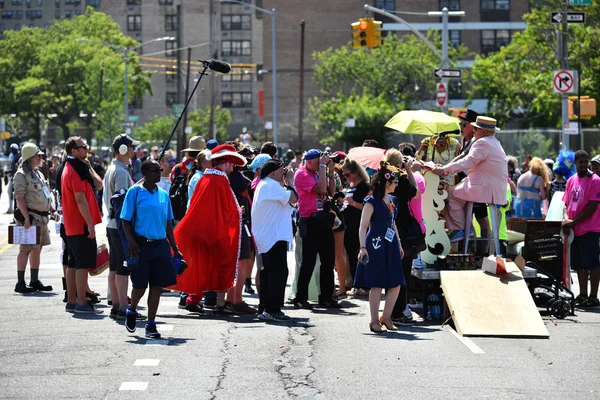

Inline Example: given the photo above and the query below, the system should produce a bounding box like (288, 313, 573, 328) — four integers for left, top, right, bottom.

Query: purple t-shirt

(562, 173, 600, 236)
(294, 165, 320, 218)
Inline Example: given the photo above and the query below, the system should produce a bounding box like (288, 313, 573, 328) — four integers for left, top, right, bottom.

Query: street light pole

(441, 7, 449, 113)
(124, 54, 129, 121)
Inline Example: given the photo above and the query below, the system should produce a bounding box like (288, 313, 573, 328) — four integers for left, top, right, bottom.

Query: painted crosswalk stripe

(144, 339, 170, 346)
(444, 325, 485, 354)
(119, 382, 148, 391)
(134, 359, 161, 366)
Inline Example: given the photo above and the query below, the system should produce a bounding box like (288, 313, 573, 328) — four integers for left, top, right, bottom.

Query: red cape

(169, 169, 241, 294)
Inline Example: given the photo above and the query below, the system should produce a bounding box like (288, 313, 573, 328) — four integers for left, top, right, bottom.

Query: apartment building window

(37, 0, 41, 4)
(374, 0, 395, 11)
(0, 1, 3, 9)
(159, 0, 173, 5)
(26, 10, 42, 19)
(127, 0, 141, 5)
(87, 0, 100, 8)
(0, 24, 4, 32)
(12, 0, 23, 5)
(2, 10, 23, 19)
(222, 92, 252, 108)
(127, 15, 141, 31)
(221, 40, 251, 57)
(440, 0, 460, 11)
(221, 14, 251, 31)
(481, 0, 510, 10)
(449, 30, 460, 48)
(165, 14, 176, 31)
(165, 73, 176, 85)
(65, 9, 81, 18)
(55, 0, 60, 7)
(26, 0, 31, 8)
(166, 92, 177, 107)
(165, 40, 177, 57)
(65, 0, 82, 4)
(14, 23, 20, 30)
(130, 97, 143, 109)
(221, 72, 252, 82)
(55, 10, 60, 18)
(481, 29, 510, 53)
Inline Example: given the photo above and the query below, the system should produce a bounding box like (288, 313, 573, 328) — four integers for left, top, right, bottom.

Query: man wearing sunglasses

(103, 134, 140, 320)
(157, 150, 177, 193)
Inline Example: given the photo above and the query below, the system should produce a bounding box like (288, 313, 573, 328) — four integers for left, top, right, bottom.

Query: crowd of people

(4, 109, 600, 338)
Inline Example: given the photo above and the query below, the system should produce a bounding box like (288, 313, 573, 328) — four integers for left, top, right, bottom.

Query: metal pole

(561, 0, 569, 149)
(176, 4, 184, 154)
(298, 20, 305, 151)
(578, 66, 582, 150)
(209, 0, 216, 140)
(272, 8, 278, 146)
(183, 46, 192, 135)
(124, 53, 129, 122)
(441, 7, 449, 114)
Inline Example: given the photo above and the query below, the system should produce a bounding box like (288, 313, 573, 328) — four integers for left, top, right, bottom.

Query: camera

(330, 153, 341, 164)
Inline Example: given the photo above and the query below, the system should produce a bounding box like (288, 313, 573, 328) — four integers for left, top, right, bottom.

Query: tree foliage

(187, 106, 232, 144)
(309, 33, 469, 146)
(132, 116, 174, 147)
(0, 7, 151, 143)
(469, 1, 600, 128)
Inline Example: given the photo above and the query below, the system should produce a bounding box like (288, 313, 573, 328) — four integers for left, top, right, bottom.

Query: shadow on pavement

(360, 331, 431, 340)
(71, 313, 106, 320)
(13, 292, 59, 298)
(125, 336, 196, 346)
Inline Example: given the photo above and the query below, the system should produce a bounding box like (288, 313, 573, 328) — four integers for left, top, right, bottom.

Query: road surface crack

(208, 325, 235, 400)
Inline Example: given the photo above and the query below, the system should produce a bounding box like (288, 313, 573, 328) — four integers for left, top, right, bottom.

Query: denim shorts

(130, 239, 177, 289)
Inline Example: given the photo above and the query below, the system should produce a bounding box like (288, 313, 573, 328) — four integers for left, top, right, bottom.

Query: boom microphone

(199, 59, 231, 74)
(438, 129, 460, 137)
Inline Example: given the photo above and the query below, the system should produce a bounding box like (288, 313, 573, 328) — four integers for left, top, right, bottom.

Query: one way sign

(551, 12, 585, 24)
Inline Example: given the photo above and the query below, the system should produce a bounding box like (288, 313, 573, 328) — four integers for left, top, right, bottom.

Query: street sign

(173, 104, 184, 118)
(551, 12, 585, 24)
(264, 121, 273, 130)
(568, 0, 591, 5)
(553, 70, 576, 94)
(0, 132, 10, 140)
(434, 68, 461, 79)
(345, 118, 356, 128)
(563, 122, 580, 135)
(127, 115, 139, 122)
(121, 121, 135, 128)
(436, 82, 447, 107)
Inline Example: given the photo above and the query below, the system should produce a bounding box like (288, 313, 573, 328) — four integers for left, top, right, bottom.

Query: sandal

(379, 316, 399, 331)
(369, 322, 386, 333)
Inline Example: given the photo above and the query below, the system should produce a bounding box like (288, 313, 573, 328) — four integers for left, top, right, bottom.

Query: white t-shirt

(251, 177, 293, 254)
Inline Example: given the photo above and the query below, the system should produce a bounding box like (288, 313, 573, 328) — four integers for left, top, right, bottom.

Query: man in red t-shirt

(62, 136, 104, 314)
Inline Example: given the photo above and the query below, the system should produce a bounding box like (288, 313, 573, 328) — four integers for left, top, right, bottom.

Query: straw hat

(182, 136, 206, 152)
(470, 116, 500, 132)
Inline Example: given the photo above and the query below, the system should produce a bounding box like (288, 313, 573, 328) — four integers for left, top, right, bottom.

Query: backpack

(110, 186, 139, 251)
(169, 172, 188, 221)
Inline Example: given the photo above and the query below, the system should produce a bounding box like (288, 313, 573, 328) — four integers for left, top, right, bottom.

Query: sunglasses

(343, 172, 353, 177)
(167, 158, 177, 163)
(74, 144, 88, 150)
(460, 122, 469, 128)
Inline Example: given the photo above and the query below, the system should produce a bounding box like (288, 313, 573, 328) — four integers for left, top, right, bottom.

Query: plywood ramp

(441, 270, 549, 338)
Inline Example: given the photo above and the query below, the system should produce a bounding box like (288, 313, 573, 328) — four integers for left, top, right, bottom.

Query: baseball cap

(206, 139, 219, 150)
(591, 155, 600, 165)
(10, 143, 19, 150)
(112, 134, 140, 153)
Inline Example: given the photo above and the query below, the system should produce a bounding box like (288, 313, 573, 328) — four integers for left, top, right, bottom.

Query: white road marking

(444, 325, 485, 354)
(158, 324, 174, 331)
(144, 339, 170, 346)
(134, 359, 161, 366)
(119, 382, 148, 391)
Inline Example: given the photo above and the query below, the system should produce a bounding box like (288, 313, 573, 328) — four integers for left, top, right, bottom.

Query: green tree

(468, 1, 600, 128)
(133, 116, 174, 147)
(187, 106, 232, 144)
(0, 7, 152, 143)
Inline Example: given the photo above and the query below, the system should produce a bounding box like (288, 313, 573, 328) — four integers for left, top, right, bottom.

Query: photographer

(292, 149, 340, 309)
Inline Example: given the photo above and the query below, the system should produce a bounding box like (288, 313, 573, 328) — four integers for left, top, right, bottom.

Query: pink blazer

(443, 136, 508, 205)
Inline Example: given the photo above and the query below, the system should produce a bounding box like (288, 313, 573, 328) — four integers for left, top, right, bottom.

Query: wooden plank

(441, 270, 549, 338)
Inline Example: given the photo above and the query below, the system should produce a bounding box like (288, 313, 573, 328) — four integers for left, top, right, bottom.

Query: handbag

(397, 207, 426, 253)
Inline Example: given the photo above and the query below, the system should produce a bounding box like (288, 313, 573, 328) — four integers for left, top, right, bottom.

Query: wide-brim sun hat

(209, 144, 247, 166)
(21, 142, 44, 162)
(182, 135, 206, 152)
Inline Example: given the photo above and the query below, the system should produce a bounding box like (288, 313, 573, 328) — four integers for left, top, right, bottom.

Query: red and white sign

(553, 70, 576, 94)
(436, 82, 447, 107)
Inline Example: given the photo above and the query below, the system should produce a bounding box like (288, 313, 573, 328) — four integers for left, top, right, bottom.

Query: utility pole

(183, 46, 192, 138)
(176, 4, 184, 154)
(209, 0, 217, 140)
(298, 20, 305, 151)
(441, 7, 449, 114)
(561, 0, 569, 149)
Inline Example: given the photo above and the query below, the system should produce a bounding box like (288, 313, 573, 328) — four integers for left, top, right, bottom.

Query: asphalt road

(0, 192, 599, 399)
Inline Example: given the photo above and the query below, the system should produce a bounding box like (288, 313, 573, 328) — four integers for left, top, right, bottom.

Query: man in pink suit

(434, 116, 508, 233)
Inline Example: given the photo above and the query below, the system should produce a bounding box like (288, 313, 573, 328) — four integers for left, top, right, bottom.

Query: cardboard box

(482, 255, 507, 275)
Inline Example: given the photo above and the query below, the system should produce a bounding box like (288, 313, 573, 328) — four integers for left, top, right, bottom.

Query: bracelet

(319, 164, 326, 168)
(360, 246, 367, 250)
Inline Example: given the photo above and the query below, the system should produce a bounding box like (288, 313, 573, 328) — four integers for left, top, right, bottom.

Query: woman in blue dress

(355, 162, 406, 333)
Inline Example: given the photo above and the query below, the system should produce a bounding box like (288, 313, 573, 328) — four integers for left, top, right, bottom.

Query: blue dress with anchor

(354, 195, 406, 289)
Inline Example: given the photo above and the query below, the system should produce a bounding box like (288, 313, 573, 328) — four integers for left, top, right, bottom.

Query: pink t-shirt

(294, 165, 320, 218)
(562, 173, 600, 236)
(251, 177, 260, 191)
(409, 172, 426, 233)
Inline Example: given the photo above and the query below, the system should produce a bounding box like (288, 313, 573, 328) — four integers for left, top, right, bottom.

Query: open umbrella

(347, 146, 386, 170)
(385, 110, 460, 135)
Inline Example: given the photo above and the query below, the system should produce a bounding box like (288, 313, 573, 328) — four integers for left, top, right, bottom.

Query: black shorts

(66, 227, 97, 270)
(130, 239, 177, 289)
(571, 231, 600, 271)
(239, 224, 254, 260)
(472, 203, 488, 219)
(59, 223, 69, 266)
(107, 228, 130, 276)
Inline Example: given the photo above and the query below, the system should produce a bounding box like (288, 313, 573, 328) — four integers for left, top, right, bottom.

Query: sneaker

(178, 294, 189, 309)
(125, 309, 137, 333)
(30, 280, 53, 292)
(231, 301, 258, 314)
(574, 294, 588, 305)
(402, 307, 414, 321)
(578, 297, 600, 308)
(244, 278, 255, 294)
(74, 303, 103, 314)
(14, 282, 35, 294)
(293, 300, 314, 310)
(318, 300, 342, 309)
(65, 303, 76, 313)
(213, 303, 236, 315)
(145, 323, 162, 339)
(185, 303, 204, 313)
(449, 230, 475, 243)
(116, 310, 146, 321)
(203, 302, 216, 310)
(109, 308, 119, 320)
(258, 311, 290, 322)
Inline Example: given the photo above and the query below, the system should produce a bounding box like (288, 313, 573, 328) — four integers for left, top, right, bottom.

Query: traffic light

(351, 19, 369, 48)
(371, 20, 383, 47)
(569, 96, 597, 120)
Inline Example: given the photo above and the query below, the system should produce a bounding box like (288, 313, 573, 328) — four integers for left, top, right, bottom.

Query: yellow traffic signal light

(569, 96, 597, 120)
(351, 19, 369, 48)
(371, 20, 383, 47)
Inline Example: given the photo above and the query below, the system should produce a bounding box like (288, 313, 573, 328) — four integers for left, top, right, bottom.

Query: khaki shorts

(17, 217, 51, 251)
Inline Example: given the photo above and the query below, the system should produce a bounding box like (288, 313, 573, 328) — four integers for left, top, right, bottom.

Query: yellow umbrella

(385, 110, 460, 135)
